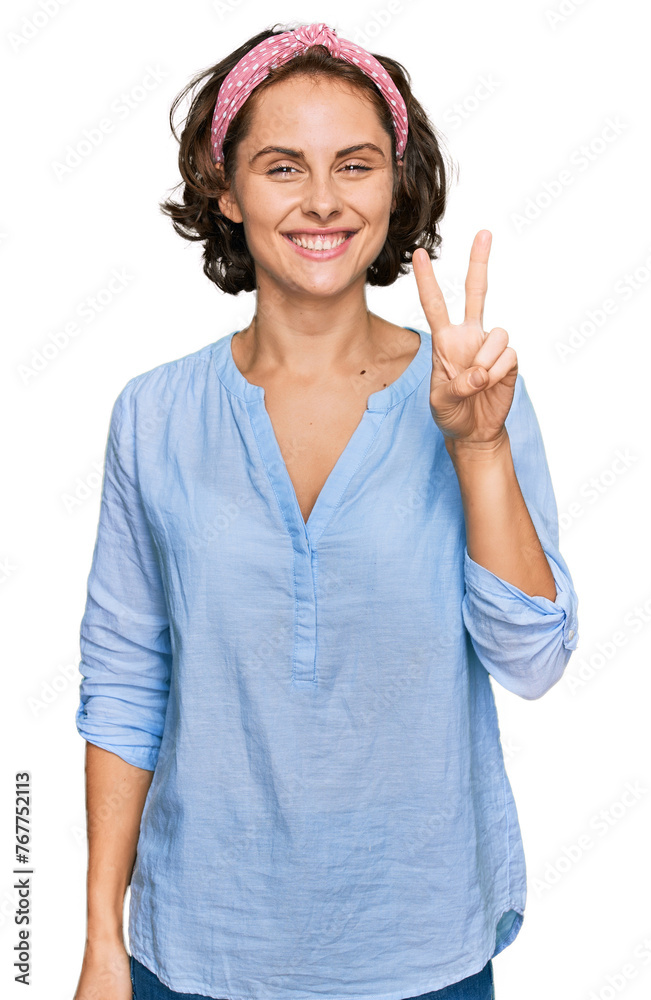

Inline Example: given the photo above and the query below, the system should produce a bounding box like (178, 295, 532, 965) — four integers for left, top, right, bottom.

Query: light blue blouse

(75, 326, 579, 999)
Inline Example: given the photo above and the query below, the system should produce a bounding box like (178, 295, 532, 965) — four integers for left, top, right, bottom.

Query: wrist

(444, 428, 511, 464)
(86, 898, 125, 945)
(85, 925, 125, 949)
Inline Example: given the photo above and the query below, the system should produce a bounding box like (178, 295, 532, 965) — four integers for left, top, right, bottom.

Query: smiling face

(217, 73, 402, 301)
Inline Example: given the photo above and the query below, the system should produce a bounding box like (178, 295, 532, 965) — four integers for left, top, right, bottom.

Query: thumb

(449, 366, 487, 398)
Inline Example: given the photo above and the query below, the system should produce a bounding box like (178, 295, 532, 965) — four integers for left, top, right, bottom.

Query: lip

(283, 228, 359, 237)
(282, 231, 356, 261)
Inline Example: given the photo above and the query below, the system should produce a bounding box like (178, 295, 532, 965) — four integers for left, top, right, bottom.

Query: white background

(2, 1, 650, 998)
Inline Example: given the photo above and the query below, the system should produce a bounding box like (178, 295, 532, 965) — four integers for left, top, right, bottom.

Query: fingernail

(470, 369, 485, 387)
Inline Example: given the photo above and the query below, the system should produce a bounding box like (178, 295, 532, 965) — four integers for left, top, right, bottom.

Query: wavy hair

(159, 23, 457, 294)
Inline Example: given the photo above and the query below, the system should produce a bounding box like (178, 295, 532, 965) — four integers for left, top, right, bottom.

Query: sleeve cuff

(75, 709, 161, 770)
(463, 545, 579, 652)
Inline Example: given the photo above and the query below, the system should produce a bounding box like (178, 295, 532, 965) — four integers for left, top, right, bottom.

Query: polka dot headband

(211, 22, 409, 163)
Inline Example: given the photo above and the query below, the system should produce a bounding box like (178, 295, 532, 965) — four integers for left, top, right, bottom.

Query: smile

(282, 231, 355, 260)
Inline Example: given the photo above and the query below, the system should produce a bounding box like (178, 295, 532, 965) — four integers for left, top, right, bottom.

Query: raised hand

(413, 231, 518, 449)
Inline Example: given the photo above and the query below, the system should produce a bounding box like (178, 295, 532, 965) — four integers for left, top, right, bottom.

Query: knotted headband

(210, 22, 409, 164)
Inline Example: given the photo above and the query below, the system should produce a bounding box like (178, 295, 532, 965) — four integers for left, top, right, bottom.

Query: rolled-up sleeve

(461, 373, 579, 700)
(75, 380, 172, 769)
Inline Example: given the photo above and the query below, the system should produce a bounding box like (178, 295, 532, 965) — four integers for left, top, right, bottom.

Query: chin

(290, 276, 360, 298)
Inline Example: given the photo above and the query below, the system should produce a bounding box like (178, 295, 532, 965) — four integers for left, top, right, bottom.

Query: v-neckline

(214, 326, 431, 545)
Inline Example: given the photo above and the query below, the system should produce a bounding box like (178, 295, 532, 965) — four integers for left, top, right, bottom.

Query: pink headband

(210, 22, 409, 164)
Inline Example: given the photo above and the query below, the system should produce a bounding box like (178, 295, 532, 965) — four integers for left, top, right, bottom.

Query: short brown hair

(159, 23, 457, 295)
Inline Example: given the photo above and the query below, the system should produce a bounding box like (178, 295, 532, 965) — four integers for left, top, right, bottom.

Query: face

(217, 74, 402, 301)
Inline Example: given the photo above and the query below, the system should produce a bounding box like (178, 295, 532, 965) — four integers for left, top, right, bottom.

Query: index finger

(464, 230, 491, 325)
(412, 247, 450, 334)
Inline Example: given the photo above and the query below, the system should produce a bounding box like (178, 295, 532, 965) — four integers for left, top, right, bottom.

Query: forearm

(446, 429, 557, 601)
(84, 742, 154, 944)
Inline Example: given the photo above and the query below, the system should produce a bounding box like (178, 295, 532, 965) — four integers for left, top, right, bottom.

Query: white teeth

(288, 233, 350, 251)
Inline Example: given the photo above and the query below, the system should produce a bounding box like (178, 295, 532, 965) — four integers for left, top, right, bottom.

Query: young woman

(73, 22, 579, 1000)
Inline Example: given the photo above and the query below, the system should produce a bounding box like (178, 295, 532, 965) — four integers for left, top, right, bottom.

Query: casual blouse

(75, 326, 579, 999)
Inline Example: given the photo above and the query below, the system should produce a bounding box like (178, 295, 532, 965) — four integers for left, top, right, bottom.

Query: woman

(74, 22, 579, 1000)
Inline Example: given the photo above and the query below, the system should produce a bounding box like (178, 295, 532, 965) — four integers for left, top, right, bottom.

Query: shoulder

(113, 334, 231, 418)
(121, 337, 219, 396)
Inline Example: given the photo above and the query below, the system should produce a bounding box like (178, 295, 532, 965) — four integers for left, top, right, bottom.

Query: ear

(217, 170, 244, 224)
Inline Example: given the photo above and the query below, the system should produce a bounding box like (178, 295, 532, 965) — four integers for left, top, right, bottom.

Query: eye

(266, 162, 372, 176)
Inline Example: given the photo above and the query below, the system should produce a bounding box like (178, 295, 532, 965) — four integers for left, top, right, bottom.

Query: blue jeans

(130, 955, 495, 1000)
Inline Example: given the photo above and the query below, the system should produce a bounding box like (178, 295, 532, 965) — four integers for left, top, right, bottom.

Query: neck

(236, 274, 385, 379)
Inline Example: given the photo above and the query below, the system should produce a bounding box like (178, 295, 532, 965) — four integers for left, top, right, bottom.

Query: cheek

(239, 183, 291, 236)
(357, 175, 396, 220)
(238, 207, 278, 254)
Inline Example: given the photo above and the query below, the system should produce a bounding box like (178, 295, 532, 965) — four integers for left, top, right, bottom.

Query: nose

(300, 168, 344, 221)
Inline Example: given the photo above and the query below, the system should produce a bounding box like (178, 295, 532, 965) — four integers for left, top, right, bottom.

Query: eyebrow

(249, 143, 386, 165)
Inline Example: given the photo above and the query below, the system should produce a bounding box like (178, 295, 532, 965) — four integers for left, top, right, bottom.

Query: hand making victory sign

(412, 230, 518, 449)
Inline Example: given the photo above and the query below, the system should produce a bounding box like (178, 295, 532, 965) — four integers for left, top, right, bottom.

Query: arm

(410, 235, 579, 699)
(84, 743, 153, 944)
(74, 750, 152, 997)
(446, 417, 556, 601)
(74, 379, 172, 995)
(75, 378, 172, 769)
(453, 373, 579, 699)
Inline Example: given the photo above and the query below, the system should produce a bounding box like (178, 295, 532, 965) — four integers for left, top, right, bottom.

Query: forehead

(244, 74, 388, 144)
